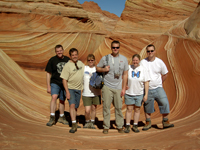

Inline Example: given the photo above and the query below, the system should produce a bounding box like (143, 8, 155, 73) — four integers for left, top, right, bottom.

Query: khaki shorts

(82, 96, 101, 106)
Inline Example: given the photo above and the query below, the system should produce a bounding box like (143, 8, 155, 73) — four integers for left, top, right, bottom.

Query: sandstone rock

(0, 0, 200, 149)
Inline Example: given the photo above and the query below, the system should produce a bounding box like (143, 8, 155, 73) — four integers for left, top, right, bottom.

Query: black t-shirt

(45, 55, 70, 87)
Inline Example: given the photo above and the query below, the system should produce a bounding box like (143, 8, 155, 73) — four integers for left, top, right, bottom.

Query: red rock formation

(81, 1, 119, 20)
(0, 0, 200, 149)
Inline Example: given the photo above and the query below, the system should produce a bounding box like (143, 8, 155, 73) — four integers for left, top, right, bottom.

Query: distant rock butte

(81, 1, 120, 20)
(0, 0, 200, 149)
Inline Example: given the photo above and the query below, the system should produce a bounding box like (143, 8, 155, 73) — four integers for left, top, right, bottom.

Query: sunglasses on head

(112, 47, 120, 49)
(75, 63, 79, 70)
(147, 50, 154, 53)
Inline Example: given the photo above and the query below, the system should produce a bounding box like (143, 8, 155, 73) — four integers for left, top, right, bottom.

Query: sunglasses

(112, 47, 120, 49)
(87, 59, 94, 62)
(75, 63, 79, 70)
(147, 50, 154, 53)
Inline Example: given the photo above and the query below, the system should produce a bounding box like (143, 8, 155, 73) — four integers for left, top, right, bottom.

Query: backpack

(89, 72, 104, 89)
(89, 55, 109, 89)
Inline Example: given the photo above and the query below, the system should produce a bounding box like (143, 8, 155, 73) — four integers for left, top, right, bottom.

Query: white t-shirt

(126, 65, 150, 96)
(140, 57, 168, 90)
(82, 66, 101, 97)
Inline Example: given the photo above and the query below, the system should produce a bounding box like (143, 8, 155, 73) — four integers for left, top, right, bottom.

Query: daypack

(89, 72, 104, 89)
(89, 55, 109, 89)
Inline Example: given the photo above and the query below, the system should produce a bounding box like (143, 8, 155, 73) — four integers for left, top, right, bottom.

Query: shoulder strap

(105, 54, 109, 66)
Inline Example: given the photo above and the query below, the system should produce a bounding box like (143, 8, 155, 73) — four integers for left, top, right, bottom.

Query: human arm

(121, 70, 128, 96)
(46, 72, 51, 94)
(96, 56, 110, 73)
(143, 81, 149, 102)
(62, 79, 70, 100)
(162, 73, 168, 83)
(96, 66, 110, 73)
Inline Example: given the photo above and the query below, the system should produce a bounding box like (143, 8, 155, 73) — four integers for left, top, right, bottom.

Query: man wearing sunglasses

(140, 44, 174, 130)
(96, 40, 129, 134)
(45, 45, 70, 127)
(60, 48, 85, 133)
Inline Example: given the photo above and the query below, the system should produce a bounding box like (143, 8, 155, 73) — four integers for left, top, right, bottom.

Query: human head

(69, 48, 78, 63)
(132, 54, 140, 68)
(55, 44, 64, 59)
(146, 44, 156, 60)
(87, 54, 95, 67)
(111, 40, 120, 57)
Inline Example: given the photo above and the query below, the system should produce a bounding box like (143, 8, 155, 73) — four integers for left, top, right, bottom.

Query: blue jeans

(50, 83, 66, 101)
(143, 87, 170, 114)
(68, 89, 81, 108)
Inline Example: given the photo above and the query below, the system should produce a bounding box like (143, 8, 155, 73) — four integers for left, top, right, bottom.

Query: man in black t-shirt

(45, 45, 70, 126)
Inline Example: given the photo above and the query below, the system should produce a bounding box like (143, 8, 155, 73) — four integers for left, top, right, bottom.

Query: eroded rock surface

(0, 0, 200, 149)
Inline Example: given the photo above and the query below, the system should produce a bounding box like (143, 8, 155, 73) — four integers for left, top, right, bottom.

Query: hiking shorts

(143, 87, 170, 114)
(50, 83, 66, 101)
(68, 89, 81, 108)
(82, 96, 101, 106)
(124, 94, 143, 107)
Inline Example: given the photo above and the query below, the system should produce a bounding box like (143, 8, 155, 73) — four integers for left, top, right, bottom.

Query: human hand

(143, 95, 148, 102)
(47, 86, 51, 94)
(66, 90, 70, 100)
(121, 89, 125, 97)
(104, 65, 110, 72)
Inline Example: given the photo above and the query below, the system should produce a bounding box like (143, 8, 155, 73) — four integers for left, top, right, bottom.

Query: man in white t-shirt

(140, 44, 174, 130)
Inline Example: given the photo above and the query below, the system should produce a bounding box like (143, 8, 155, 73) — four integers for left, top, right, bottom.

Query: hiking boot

(90, 121, 96, 129)
(132, 125, 140, 133)
(46, 115, 55, 126)
(124, 125, 131, 133)
(83, 122, 91, 128)
(103, 129, 109, 134)
(118, 128, 124, 133)
(69, 123, 78, 133)
(58, 116, 69, 125)
(142, 120, 151, 131)
(162, 120, 174, 129)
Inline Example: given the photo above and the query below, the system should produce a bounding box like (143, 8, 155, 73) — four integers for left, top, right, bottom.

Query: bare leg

(125, 105, 134, 124)
(85, 106, 91, 121)
(162, 113, 168, 119)
(91, 105, 97, 120)
(59, 99, 65, 115)
(145, 112, 151, 120)
(50, 94, 58, 113)
(70, 104, 77, 121)
(133, 106, 140, 124)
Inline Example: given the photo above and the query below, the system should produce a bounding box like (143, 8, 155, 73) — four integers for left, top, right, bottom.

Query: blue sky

(77, 0, 126, 17)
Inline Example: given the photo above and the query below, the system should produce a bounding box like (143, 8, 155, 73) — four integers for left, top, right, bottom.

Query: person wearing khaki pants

(102, 85, 124, 130)
(96, 40, 129, 134)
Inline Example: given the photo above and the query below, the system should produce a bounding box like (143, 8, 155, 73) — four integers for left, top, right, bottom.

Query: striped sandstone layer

(0, 0, 200, 149)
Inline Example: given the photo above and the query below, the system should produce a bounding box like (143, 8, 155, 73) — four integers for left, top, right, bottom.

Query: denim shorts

(51, 83, 66, 101)
(125, 94, 143, 107)
(143, 87, 170, 114)
(82, 96, 101, 106)
(68, 89, 81, 108)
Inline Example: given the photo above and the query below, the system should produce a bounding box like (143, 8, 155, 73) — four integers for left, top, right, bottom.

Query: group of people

(45, 41, 174, 134)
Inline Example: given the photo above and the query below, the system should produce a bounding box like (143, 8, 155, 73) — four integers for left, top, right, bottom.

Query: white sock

(86, 120, 90, 123)
(50, 113, 55, 116)
(72, 120, 76, 123)
(60, 114, 64, 117)
(91, 120, 95, 122)
(134, 123, 138, 126)
(126, 123, 130, 125)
